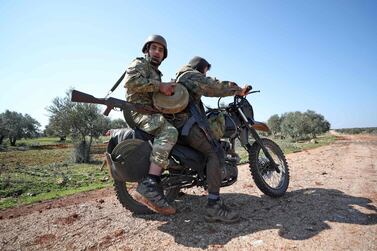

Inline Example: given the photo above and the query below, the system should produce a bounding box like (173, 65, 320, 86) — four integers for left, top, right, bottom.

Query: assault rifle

(71, 90, 159, 116)
(181, 100, 225, 166)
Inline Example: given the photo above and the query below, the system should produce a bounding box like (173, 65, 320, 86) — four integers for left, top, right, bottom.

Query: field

(1, 133, 376, 250)
(237, 133, 337, 164)
(335, 127, 377, 135)
(0, 134, 336, 210)
(0, 138, 111, 209)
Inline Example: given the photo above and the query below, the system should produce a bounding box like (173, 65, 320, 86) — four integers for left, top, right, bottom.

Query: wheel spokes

(258, 148, 286, 189)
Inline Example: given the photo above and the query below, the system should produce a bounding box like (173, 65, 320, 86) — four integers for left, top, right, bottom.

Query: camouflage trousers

(132, 113, 178, 169)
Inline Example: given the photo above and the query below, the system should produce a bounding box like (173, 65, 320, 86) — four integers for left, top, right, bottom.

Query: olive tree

(305, 110, 330, 138)
(0, 114, 6, 145)
(278, 110, 330, 140)
(280, 112, 311, 140)
(0, 110, 40, 146)
(267, 114, 282, 136)
(47, 90, 110, 163)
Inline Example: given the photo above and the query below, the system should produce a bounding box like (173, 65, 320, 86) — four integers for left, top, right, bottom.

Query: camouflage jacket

(168, 65, 242, 128)
(124, 57, 162, 106)
(175, 65, 242, 104)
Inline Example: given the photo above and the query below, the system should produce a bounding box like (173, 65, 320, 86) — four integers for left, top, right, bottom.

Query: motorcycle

(71, 88, 290, 214)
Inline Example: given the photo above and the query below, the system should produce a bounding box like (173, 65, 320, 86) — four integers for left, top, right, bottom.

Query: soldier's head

(142, 35, 168, 66)
(188, 56, 211, 75)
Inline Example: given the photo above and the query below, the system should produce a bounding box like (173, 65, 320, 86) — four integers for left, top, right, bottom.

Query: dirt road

(1, 134, 376, 250)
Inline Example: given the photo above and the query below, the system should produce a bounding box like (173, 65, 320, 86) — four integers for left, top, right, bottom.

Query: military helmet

(188, 56, 211, 74)
(153, 83, 189, 114)
(142, 34, 168, 60)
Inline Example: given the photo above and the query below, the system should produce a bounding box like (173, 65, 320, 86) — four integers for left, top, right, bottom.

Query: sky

(0, 0, 376, 129)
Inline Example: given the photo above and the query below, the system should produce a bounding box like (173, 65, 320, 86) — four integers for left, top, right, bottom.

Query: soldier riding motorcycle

(81, 84, 290, 215)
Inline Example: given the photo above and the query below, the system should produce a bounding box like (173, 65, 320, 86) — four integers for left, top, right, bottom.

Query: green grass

(236, 133, 337, 164)
(15, 136, 109, 147)
(17, 137, 73, 146)
(0, 148, 72, 167)
(0, 183, 111, 209)
(274, 133, 337, 153)
(0, 162, 112, 209)
(0, 141, 111, 210)
(0, 133, 336, 210)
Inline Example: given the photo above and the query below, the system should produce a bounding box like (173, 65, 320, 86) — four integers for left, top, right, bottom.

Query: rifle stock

(70, 89, 159, 116)
(71, 90, 105, 105)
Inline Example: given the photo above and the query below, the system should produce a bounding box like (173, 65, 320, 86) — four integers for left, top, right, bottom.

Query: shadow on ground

(136, 188, 377, 249)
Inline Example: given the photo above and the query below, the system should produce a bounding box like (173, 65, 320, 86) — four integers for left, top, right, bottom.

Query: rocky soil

(1, 134, 376, 250)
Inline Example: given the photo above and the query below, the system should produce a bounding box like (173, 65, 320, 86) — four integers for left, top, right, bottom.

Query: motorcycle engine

(219, 140, 239, 182)
(221, 159, 238, 181)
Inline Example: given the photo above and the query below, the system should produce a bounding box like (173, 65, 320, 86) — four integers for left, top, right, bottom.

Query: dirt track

(1, 134, 376, 250)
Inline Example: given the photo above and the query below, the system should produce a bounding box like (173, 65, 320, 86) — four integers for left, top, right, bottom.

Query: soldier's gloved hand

(159, 82, 176, 96)
(238, 85, 252, 96)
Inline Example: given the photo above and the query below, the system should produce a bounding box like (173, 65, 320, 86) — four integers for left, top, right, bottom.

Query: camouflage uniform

(124, 57, 178, 169)
(172, 65, 242, 195)
(176, 65, 241, 104)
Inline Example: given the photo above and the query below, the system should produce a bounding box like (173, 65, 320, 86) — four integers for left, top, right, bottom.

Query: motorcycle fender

(252, 121, 270, 132)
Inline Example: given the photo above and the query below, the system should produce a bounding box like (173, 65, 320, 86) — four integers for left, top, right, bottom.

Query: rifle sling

(181, 116, 196, 136)
(183, 102, 225, 166)
(110, 69, 127, 93)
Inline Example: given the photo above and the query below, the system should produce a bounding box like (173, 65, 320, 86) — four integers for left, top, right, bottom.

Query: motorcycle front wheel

(248, 138, 289, 197)
(113, 180, 180, 215)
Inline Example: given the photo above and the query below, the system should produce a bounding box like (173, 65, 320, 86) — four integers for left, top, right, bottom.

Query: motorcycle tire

(113, 181, 180, 215)
(107, 136, 180, 214)
(248, 138, 289, 197)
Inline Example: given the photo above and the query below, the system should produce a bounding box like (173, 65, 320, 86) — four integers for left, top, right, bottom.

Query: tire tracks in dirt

(1, 134, 376, 250)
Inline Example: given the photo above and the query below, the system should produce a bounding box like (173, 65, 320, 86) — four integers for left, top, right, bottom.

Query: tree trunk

(73, 138, 92, 163)
(73, 140, 88, 163)
(9, 137, 16, 146)
(86, 136, 93, 163)
(0, 135, 4, 145)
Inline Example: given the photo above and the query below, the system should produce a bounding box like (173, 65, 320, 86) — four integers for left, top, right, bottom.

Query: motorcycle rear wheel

(113, 180, 180, 214)
(248, 138, 289, 197)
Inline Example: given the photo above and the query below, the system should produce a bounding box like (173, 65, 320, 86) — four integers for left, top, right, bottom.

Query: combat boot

(205, 199, 240, 223)
(134, 176, 176, 216)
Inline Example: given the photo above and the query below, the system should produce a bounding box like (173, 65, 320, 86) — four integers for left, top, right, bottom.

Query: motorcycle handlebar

(217, 86, 260, 108)
(234, 89, 260, 103)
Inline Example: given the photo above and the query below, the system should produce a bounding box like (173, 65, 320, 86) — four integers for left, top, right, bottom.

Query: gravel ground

(1, 134, 376, 250)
